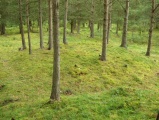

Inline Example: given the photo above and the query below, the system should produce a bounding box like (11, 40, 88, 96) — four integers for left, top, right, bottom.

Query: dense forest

(0, 0, 159, 119)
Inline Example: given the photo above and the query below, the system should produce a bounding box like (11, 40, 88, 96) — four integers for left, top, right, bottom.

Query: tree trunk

(39, 0, 43, 49)
(90, 0, 94, 38)
(1, 23, 5, 35)
(48, 0, 53, 50)
(156, 112, 159, 120)
(83, 23, 85, 28)
(100, 0, 109, 61)
(19, 0, 27, 50)
(97, 22, 101, 31)
(26, 0, 32, 54)
(70, 20, 74, 33)
(50, 0, 60, 102)
(107, 0, 112, 44)
(120, 0, 129, 48)
(146, 0, 155, 56)
(77, 20, 80, 34)
(90, 20, 94, 38)
(63, 0, 68, 44)
(116, 20, 119, 35)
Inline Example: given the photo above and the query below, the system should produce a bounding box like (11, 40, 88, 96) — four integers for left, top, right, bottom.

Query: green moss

(0, 27, 159, 120)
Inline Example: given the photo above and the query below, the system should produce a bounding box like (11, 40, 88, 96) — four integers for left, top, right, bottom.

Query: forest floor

(0, 27, 159, 120)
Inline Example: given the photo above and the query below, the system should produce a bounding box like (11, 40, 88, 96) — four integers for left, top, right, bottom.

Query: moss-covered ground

(0, 26, 159, 120)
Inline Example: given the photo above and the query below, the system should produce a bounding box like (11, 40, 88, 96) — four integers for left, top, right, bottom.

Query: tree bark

(116, 20, 119, 35)
(26, 0, 32, 54)
(90, 0, 94, 38)
(107, 0, 112, 44)
(146, 0, 155, 56)
(50, 0, 60, 102)
(63, 0, 68, 44)
(39, 0, 43, 49)
(100, 0, 109, 61)
(1, 23, 5, 35)
(48, 0, 53, 50)
(19, 0, 27, 50)
(120, 0, 129, 48)
(70, 20, 74, 33)
(77, 20, 80, 34)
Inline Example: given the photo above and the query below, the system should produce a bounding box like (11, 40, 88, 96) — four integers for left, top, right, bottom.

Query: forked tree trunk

(26, 0, 32, 54)
(100, 0, 109, 61)
(146, 0, 155, 56)
(63, 0, 68, 44)
(39, 0, 43, 49)
(19, 0, 26, 49)
(50, 0, 60, 102)
(48, 0, 53, 50)
(120, 0, 129, 48)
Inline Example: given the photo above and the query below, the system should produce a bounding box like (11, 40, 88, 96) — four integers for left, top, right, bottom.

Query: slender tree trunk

(146, 0, 155, 56)
(120, 0, 129, 48)
(70, 20, 74, 33)
(116, 20, 119, 35)
(26, 0, 32, 54)
(50, 0, 60, 102)
(90, 21, 94, 38)
(19, 0, 27, 49)
(100, 0, 109, 61)
(90, 0, 94, 38)
(83, 23, 85, 28)
(77, 20, 80, 34)
(156, 112, 159, 120)
(48, 0, 53, 50)
(107, 0, 112, 44)
(29, 20, 32, 32)
(63, 0, 68, 44)
(97, 22, 101, 31)
(39, 0, 43, 49)
(1, 23, 5, 35)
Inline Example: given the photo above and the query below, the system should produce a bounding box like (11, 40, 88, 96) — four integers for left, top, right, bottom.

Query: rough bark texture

(19, 0, 26, 49)
(146, 0, 155, 56)
(63, 0, 68, 44)
(39, 0, 43, 49)
(100, 0, 109, 61)
(26, 0, 32, 54)
(120, 0, 129, 48)
(48, 0, 53, 50)
(50, 0, 60, 102)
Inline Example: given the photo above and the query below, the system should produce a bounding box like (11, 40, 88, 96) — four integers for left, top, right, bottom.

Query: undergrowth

(0, 27, 159, 120)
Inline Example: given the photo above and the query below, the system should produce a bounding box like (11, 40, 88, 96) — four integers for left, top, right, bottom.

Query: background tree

(48, 0, 53, 50)
(120, 0, 129, 48)
(146, 0, 159, 56)
(39, 0, 44, 49)
(63, 0, 68, 44)
(26, 0, 32, 54)
(19, 0, 26, 50)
